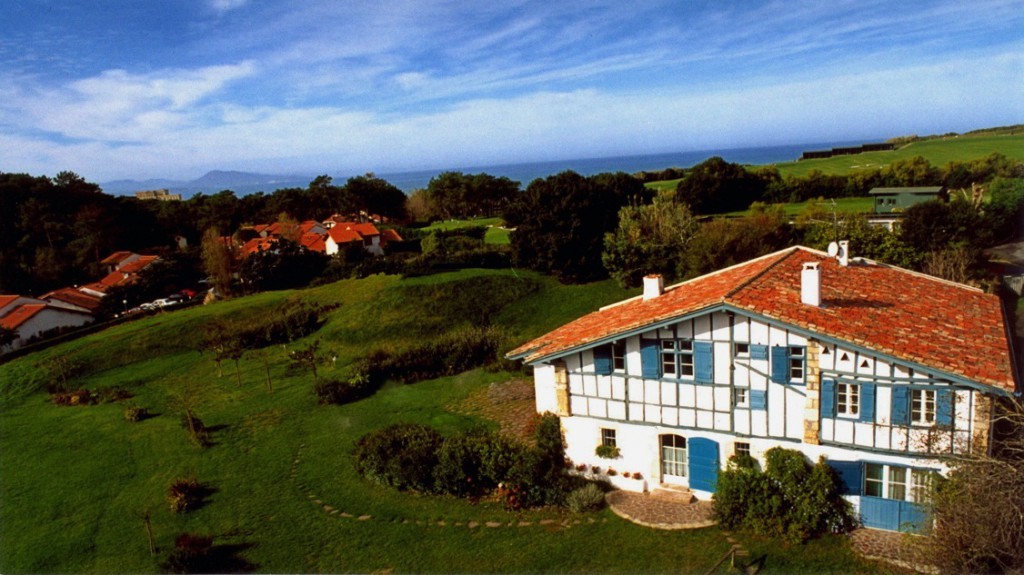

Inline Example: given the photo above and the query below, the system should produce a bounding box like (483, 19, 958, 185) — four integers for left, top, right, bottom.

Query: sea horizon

(105, 138, 871, 197)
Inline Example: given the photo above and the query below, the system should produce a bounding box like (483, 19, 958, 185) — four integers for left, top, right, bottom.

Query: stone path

(605, 489, 717, 530)
(848, 528, 938, 574)
(449, 378, 537, 442)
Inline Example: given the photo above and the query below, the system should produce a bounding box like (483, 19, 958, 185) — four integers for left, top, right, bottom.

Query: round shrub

(354, 424, 443, 492)
(167, 477, 204, 513)
(565, 483, 606, 514)
(123, 405, 148, 422)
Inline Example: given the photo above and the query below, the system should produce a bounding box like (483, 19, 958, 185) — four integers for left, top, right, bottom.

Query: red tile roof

(0, 295, 19, 311)
(381, 228, 403, 243)
(327, 222, 379, 244)
(0, 304, 46, 330)
(299, 232, 326, 253)
(117, 255, 159, 274)
(241, 237, 277, 257)
(509, 247, 1017, 393)
(42, 288, 103, 312)
(100, 251, 135, 265)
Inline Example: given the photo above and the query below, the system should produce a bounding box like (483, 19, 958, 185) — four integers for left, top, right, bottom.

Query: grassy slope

(772, 134, 1024, 178)
(0, 271, 880, 574)
(421, 217, 511, 245)
(724, 197, 875, 218)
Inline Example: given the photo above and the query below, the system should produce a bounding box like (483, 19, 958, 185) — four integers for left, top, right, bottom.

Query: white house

(0, 303, 93, 352)
(507, 245, 1018, 533)
(324, 222, 384, 256)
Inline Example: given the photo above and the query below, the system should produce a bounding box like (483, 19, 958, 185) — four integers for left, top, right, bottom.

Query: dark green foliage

(675, 156, 767, 214)
(565, 483, 607, 513)
(425, 171, 520, 220)
(594, 444, 620, 459)
(239, 238, 329, 292)
(354, 424, 444, 492)
(364, 326, 508, 384)
(313, 369, 375, 406)
(602, 197, 698, 287)
(800, 213, 922, 269)
(713, 448, 856, 542)
(50, 389, 97, 406)
(123, 405, 149, 422)
(682, 207, 793, 278)
(433, 430, 526, 498)
(161, 533, 214, 574)
(504, 171, 651, 283)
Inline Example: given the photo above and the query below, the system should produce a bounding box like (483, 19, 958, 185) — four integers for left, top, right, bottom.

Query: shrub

(167, 477, 204, 513)
(364, 326, 507, 384)
(123, 405, 148, 422)
(606, 468, 617, 476)
(161, 532, 214, 574)
(180, 414, 210, 447)
(50, 389, 97, 406)
(354, 424, 443, 492)
(314, 368, 376, 405)
(712, 447, 855, 542)
(99, 386, 133, 403)
(565, 483, 606, 513)
(595, 444, 620, 459)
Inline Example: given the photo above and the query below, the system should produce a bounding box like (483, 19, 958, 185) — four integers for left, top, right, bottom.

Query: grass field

(724, 196, 875, 218)
(0, 271, 884, 573)
(772, 134, 1024, 178)
(421, 217, 511, 244)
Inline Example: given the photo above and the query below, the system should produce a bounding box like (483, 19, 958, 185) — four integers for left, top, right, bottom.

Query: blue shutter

(828, 461, 863, 495)
(937, 389, 954, 427)
(750, 344, 768, 360)
(750, 389, 766, 410)
(770, 346, 790, 384)
(821, 379, 836, 418)
(593, 345, 612, 375)
(892, 386, 910, 426)
(859, 384, 876, 423)
(694, 341, 714, 384)
(640, 340, 660, 379)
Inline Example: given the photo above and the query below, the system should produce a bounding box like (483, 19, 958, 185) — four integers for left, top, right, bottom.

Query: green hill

(0, 271, 880, 573)
(772, 133, 1024, 178)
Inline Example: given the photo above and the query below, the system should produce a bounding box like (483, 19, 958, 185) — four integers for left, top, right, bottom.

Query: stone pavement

(848, 528, 938, 574)
(605, 489, 717, 530)
(449, 378, 538, 442)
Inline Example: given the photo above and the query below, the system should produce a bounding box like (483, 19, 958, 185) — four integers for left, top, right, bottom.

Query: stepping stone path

(605, 489, 717, 530)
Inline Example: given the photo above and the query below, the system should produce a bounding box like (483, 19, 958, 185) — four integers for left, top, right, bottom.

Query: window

(611, 340, 626, 372)
(836, 383, 860, 417)
(734, 442, 750, 457)
(864, 463, 932, 504)
(600, 428, 617, 448)
(660, 435, 687, 477)
(660, 340, 694, 378)
(789, 346, 805, 380)
(733, 388, 749, 408)
(734, 343, 749, 357)
(911, 389, 936, 425)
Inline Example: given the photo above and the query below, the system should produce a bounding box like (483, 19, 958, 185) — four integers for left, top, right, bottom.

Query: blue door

(688, 438, 719, 492)
(861, 497, 927, 532)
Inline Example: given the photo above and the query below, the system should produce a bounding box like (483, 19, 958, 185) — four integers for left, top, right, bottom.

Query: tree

(603, 192, 698, 287)
(799, 210, 921, 270)
(239, 238, 328, 292)
(201, 227, 233, 298)
(675, 157, 765, 214)
(682, 205, 792, 278)
(926, 397, 1024, 573)
(288, 340, 325, 384)
(0, 326, 18, 352)
(504, 171, 649, 283)
(344, 174, 408, 222)
(426, 172, 520, 220)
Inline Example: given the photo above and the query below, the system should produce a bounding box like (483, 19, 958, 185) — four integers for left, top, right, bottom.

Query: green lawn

(724, 196, 875, 218)
(421, 217, 511, 244)
(773, 134, 1024, 178)
(0, 271, 883, 573)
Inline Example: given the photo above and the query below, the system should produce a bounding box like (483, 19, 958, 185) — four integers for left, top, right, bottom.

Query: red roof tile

(0, 295, 19, 311)
(0, 304, 46, 329)
(381, 229, 403, 243)
(510, 247, 1017, 393)
(117, 255, 159, 274)
(299, 232, 326, 253)
(42, 288, 102, 312)
(100, 251, 135, 265)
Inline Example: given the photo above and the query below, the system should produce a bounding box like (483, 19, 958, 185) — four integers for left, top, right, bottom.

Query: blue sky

(2, 0, 1022, 182)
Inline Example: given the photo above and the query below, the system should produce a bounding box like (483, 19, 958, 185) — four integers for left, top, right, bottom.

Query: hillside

(0, 270, 881, 573)
(771, 133, 1024, 178)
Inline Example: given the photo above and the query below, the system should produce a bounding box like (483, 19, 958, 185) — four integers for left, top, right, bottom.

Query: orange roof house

(507, 245, 1018, 533)
(41, 288, 103, 314)
(325, 222, 386, 256)
(0, 302, 93, 352)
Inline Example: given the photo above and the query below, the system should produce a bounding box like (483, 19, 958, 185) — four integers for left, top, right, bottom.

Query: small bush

(167, 477, 204, 513)
(364, 326, 507, 384)
(99, 387, 133, 403)
(180, 414, 210, 447)
(565, 483, 606, 513)
(50, 389, 97, 406)
(123, 405, 148, 422)
(314, 368, 376, 405)
(161, 532, 214, 574)
(606, 468, 617, 476)
(595, 444, 620, 459)
(354, 424, 443, 492)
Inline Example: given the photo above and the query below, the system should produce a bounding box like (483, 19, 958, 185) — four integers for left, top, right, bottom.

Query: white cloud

(209, 0, 249, 14)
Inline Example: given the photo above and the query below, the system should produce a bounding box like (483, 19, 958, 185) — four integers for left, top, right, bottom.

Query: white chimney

(801, 262, 821, 306)
(643, 274, 664, 301)
(838, 240, 850, 267)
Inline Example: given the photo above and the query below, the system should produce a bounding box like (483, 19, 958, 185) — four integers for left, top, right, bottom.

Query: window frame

(733, 387, 749, 408)
(911, 389, 937, 426)
(659, 339, 694, 379)
(864, 463, 932, 504)
(611, 340, 626, 373)
(789, 346, 806, 381)
(734, 342, 750, 357)
(734, 442, 751, 457)
(836, 382, 860, 418)
(600, 428, 617, 448)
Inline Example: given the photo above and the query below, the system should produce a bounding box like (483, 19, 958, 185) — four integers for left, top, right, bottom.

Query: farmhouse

(0, 300, 93, 352)
(508, 244, 1018, 533)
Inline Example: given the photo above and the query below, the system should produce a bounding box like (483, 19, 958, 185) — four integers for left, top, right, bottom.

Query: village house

(508, 243, 1018, 533)
(324, 221, 401, 256)
(0, 298, 93, 352)
(866, 186, 945, 230)
(80, 254, 161, 297)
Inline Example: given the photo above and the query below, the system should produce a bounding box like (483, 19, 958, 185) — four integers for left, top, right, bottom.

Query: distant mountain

(100, 170, 313, 197)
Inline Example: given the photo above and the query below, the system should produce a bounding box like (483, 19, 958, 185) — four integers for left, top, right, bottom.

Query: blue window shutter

(828, 461, 863, 495)
(593, 345, 612, 375)
(859, 384, 876, 423)
(892, 386, 910, 426)
(750, 344, 768, 360)
(694, 341, 714, 384)
(937, 389, 954, 427)
(640, 340, 660, 379)
(770, 346, 790, 384)
(750, 389, 766, 410)
(821, 379, 836, 418)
